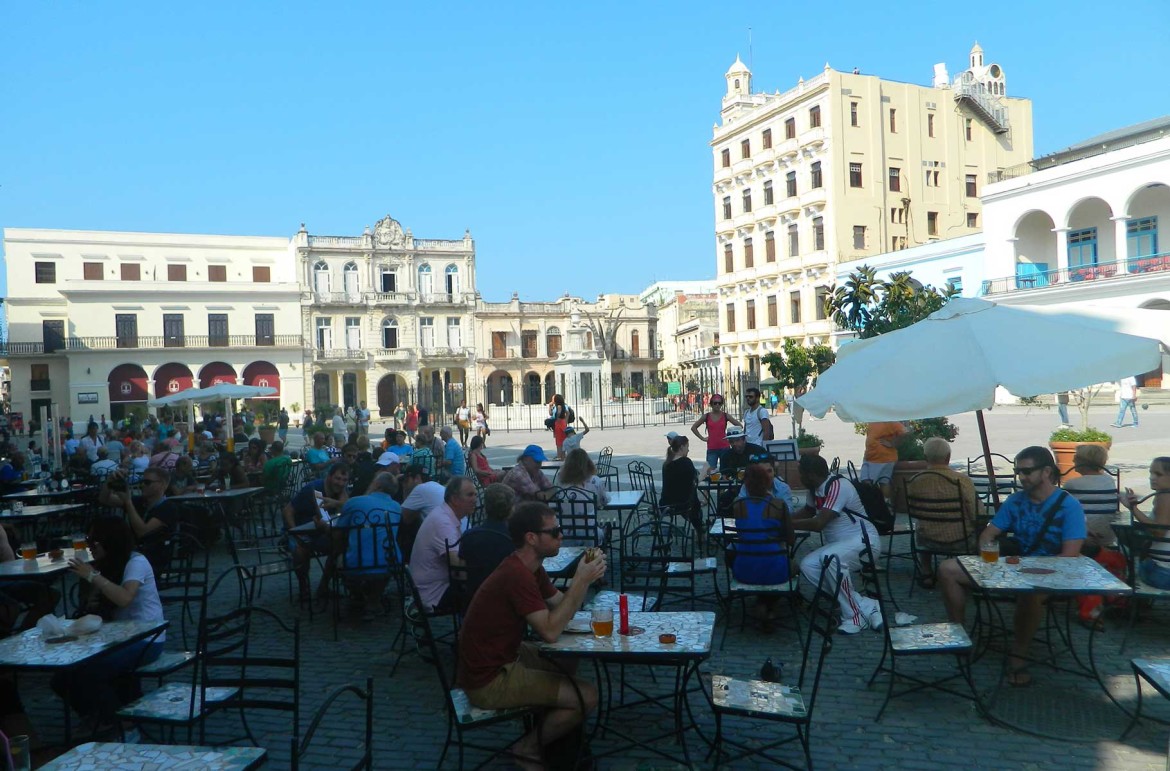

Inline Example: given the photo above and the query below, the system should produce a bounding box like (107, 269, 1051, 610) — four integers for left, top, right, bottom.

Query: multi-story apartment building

(3, 228, 304, 423)
(474, 294, 659, 405)
(712, 44, 1033, 373)
(639, 281, 717, 382)
(293, 216, 477, 417)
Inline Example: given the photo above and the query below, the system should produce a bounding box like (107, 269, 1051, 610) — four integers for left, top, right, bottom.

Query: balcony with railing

(4, 334, 303, 356)
(420, 346, 471, 359)
(417, 291, 476, 306)
(29, 379, 51, 392)
(980, 252, 1170, 296)
(314, 348, 367, 361)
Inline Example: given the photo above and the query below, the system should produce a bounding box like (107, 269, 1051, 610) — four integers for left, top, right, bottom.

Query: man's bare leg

(511, 677, 597, 771)
(1008, 594, 1045, 683)
(937, 558, 971, 623)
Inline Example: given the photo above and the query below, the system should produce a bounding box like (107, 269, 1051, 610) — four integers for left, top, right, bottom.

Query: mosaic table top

(710, 674, 807, 718)
(542, 546, 586, 576)
(0, 503, 86, 519)
(0, 619, 167, 669)
(888, 622, 973, 653)
(40, 742, 266, 770)
(170, 486, 265, 502)
(540, 611, 714, 659)
(958, 555, 1131, 595)
(1133, 658, 1170, 699)
(2, 487, 94, 501)
(602, 490, 645, 511)
(0, 547, 89, 579)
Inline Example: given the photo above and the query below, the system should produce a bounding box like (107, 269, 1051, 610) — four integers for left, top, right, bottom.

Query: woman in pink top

(690, 393, 742, 470)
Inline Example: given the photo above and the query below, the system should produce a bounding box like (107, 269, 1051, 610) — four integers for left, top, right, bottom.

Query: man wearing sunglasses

(742, 388, 774, 445)
(937, 446, 1085, 686)
(457, 502, 607, 768)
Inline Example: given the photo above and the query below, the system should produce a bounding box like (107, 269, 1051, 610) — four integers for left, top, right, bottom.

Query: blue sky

(1, 1, 1167, 303)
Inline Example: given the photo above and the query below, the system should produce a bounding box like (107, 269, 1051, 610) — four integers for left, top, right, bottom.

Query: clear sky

(1, 1, 1166, 303)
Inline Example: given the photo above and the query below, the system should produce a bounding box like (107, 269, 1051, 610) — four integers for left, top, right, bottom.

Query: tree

(762, 339, 834, 396)
(579, 304, 628, 360)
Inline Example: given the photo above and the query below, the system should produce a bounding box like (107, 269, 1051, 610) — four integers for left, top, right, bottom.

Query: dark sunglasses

(537, 527, 564, 539)
(710, 401, 724, 406)
(1014, 466, 1045, 477)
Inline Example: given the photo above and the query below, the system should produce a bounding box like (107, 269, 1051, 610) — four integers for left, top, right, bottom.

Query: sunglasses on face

(1014, 466, 1044, 477)
(536, 527, 563, 539)
(711, 401, 724, 406)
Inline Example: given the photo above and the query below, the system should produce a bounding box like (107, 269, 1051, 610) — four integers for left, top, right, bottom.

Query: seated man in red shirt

(456, 502, 607, 769)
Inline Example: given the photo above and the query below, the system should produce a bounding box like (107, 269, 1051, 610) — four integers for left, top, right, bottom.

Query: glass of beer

(980, 539, 1000, 564)
(19, 542, 37, 561)
(591, 607, 614, 638)
(72, 533, 87, 551)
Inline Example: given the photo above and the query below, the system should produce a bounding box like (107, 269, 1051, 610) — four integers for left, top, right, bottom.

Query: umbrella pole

(188, 402, 196, 454)
(976, 409, 1001, 509)
(225, 397, 233, 454)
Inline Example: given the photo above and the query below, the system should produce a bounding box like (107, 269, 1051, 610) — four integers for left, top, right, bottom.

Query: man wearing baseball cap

(720, 428, 768, 474)
(502, 445, 556, 502)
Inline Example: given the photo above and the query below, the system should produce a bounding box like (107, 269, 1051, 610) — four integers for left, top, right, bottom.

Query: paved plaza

(17, 405, 1170, 769)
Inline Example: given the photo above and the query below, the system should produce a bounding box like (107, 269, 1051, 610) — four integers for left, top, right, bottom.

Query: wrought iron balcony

(314, 348, 367, 361)
(980, 253, 1170, 296)
(3, 334, 304, 355)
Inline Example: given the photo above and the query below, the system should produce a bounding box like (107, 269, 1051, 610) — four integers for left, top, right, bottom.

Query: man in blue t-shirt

(334, 472, 401, 621)
(441, 426, 466, 479)
(938, 446, 1085, 685)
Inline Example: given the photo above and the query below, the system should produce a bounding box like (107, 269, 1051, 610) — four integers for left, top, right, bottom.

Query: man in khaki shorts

(456, 501, 607, 769)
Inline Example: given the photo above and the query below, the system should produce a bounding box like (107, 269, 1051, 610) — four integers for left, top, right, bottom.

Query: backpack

(565, 406, 576, 423)
(830, 474, 895, 535)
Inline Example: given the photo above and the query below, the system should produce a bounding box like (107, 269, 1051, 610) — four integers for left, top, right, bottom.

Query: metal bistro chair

(967, 454, 1018, 509)
(627, 460, 660, 514)
(621, 515, 714, 611)
(135, 532, 210, 684)
(330, 511, 399, 641)
(596, 446, 620, 491)
(1117, 517, 1170, 654)
(704, 555, 844, 770)
(1122, 657, 1170, 740)
(903, 471, 977, 593)
(292, 677, 374, 770)
(857, 525, 976, 722)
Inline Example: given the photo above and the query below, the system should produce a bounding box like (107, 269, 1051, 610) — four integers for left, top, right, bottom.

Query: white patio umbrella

(149, 384, 277, 452)
(797, 297, 1167, 502)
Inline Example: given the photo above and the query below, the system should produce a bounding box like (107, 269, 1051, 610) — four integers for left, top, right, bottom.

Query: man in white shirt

(78, 423, 105, 463)
(741, 387, 774, 445)
(561, 416, 591, 455)
(1113, 376, 1139, 428)
(89, 447, 120, 479)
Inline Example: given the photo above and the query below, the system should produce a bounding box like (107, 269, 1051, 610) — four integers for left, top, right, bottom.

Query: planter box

(1049, 440, 1112, 480)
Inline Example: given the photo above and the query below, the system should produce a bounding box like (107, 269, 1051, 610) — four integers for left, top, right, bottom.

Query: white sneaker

(867, 608, 885, 631)
(838, 620, 866, 635)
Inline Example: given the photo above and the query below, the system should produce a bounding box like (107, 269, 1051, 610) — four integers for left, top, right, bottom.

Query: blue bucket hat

(521, 444, 548, 462)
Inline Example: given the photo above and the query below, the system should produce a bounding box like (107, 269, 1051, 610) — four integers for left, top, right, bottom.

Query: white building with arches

(295, 216, 477, 418)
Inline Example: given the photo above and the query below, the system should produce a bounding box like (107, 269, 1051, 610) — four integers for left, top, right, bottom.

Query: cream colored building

(294, 216, 477, 418)
(474, 293, 659, 405)
(639, 281, 717, 382)
(2, 228, 304, 423)
(712, 44, 1034, 373)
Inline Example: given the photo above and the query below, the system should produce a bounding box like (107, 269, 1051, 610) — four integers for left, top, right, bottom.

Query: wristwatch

(85, 570, 101, 584)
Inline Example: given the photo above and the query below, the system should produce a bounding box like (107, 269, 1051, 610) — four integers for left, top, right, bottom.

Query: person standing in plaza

(454, 399, 472, 447)
(690, 393, 741, 470)
(393, 401, 406, 432)
(473, 403, 489, 443)
(1055, 392, 1071, 428)
(357, 401, 370, 436)
(278, 407, 290, 442)
(332, 408, 348, 446)
(302, 409, 314, 439)
(404, 404, 419, 441)
(549, 394, 570, 460)
(1113, 376, 1139, 428)
(862, 421, 907, 496)
(741, 387, 774, 445)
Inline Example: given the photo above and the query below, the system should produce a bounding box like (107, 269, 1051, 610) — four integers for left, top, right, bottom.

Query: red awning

(109, 364, 149, 403)
(154, 363, 195, 399)
(199, 361, 238, 389)
(241, 361, 280, 399)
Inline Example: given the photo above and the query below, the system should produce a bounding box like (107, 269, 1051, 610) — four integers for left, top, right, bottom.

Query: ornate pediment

(373, 215, 406, 249)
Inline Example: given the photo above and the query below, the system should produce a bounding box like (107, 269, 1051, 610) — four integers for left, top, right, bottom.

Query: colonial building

(2, 228, 303, 423)
(293, 216, 477, 418)
(639, 281, 717, 382)
(713, 43, 1034, 374)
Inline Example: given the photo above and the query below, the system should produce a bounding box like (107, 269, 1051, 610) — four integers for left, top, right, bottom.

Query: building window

(380, 268, 397, 293)
(120, 263, 140, 281)
(163, 314, 184, 348)
(521, 330, 538, 358)
(115, 314, 138, 349)
(83, 262, 103, 280)
(965, 174, 977, 198)
(850, 101, 859, 127)
(785, 117, 796, 139)
(889, 108, 897, 133)
(546, 327, 562, 358)
(1068, 227, 1099, 268)
(888, 167, 901, 192)
(167, 264, 186, 282)
(763, 180, 774, 205)
(722, 196, 732, 220)
(767, 295, 778, 326)
(341, 317, 361, 350)
(42, 320, 65, 353)
(382, 318, 399, 349)
(1128, 217, 1158, 259)
(721, 148, 730, 167)
(965, 118, 973, 141)
(947, 277, 964, 294)
(815, 286, 830, 320)
(810, 161, 822, 189)
(419, 317, 435, 348)
(255, 313, 274, 346)
(726, 303, 736, 332)
(813, 217, 825, 251)
(927, 211, 939, 236)
(316, 318, 332, 349)
(785, 171, 797, 198)
(765, 231, 776, 262)
(723, 243, 734, 273)
(741, 139, 751, 159)
(742, 188, 752, 213)
(967, 213, 978, 228)
(742, 238, 754, 269)
(892, 236, 907, 251)
(762, 128, 772, 149)
(208, 314, 229, 347)
(853, 225, 866, 250)
(34, 262, 56, 284)
(790, 291, 802, 324)
(30, 364, 50, 391)
(928, 113, 935, 138)
(253, 266, 271, 283)
(849, 162, 863, 188)
(891, 207, 905, 224)
(787, 224, 799, 257)
(746, 300, 756, 330)
(447, 318, 462, 348)
(208, 265, 227, 282)
(925, 169, 940, 187)
(809, 105, 821, 128)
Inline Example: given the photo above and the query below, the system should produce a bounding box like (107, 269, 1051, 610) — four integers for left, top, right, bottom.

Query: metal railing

(3, 334, 304, 355)
(420, 347, 471, 358)
(980, 253, 1170, 296)
(314, 349, 367, 361)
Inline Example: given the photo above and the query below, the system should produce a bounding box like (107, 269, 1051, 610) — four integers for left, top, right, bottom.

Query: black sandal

(915, 574, 937, 590)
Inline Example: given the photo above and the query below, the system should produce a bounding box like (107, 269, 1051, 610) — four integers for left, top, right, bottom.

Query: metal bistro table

(2, 486, 96, 506)
(539, 610, 716, 766)
(596, 489, 645, 529)
(0, 619, 168, 742)
(957, 554, 1132, 740)
(41, 741, 267, 770)
(171, 486, 266, 555)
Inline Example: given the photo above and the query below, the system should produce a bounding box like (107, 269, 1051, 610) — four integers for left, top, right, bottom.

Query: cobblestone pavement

(19, 407, 1170, 769)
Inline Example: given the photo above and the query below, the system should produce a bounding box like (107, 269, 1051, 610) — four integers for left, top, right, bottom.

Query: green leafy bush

(1050, 426, 1112, 443)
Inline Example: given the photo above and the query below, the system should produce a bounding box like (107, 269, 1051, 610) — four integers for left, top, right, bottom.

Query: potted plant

(289, 402, 301, 428)
(1049, 425, 1112, 480)
(796, 429, 824, 455)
